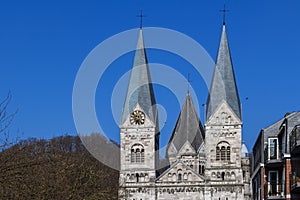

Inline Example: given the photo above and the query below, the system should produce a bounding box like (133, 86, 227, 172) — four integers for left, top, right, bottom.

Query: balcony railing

(264, 147, 282, 165)
(264, 183, 283, 199)
(290, 125, 300, 153)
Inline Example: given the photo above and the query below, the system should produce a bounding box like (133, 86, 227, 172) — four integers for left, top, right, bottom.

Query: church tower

(204, 23, 245, 199)
(119, 27, 159, 200)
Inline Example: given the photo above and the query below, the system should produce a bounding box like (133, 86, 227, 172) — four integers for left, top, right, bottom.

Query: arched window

(131, 144, 144, 163)
(226, 172, 231, 179)
(221, 146, 226, 160)
(188, 173, 192, 181)
(136, 149, 141, 162)
(172, 173, 177, 182)
(141, 149, 145, 162)
(216, 142, 231, 162)
(231, 172, 236, 179)
(178, 174, 182, 182)
(216, 146, 220, 160)
(199, 165, 205, 175)
(226, 146, 230, 161)
(131, 149, 135, 162)
(136, 173, 139, 183)
(183, 173, 187, 180)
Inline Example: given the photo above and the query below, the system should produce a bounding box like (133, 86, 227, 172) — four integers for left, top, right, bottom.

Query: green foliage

(0, 135, 119, 199)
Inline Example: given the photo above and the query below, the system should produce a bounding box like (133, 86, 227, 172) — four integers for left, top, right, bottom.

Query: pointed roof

(206, 24, 241, 120)
(168, 93, 205, 153)
(121, 28, 157, 124)
(241, 142, 249, 158)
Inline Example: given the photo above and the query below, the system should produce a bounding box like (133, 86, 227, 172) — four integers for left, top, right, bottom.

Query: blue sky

(1, 0, 300, 153)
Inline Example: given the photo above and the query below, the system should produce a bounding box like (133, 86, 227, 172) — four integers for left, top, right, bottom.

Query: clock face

(130, 110, 145, 125)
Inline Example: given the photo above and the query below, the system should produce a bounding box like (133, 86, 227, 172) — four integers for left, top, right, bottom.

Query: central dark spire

(168, 93, 205, 153)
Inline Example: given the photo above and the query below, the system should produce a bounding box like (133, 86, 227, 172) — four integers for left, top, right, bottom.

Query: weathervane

(219, 4, 229, 25)
(136, 10, 146, 29)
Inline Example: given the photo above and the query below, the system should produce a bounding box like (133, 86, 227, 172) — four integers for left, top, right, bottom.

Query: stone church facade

(119, 22, 251, 200)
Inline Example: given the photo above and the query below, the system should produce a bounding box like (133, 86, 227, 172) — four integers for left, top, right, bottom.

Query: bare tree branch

(0, 92, 18, 150)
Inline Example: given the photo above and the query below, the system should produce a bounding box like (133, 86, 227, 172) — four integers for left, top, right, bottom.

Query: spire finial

(136, 10, 146, 29)
(187, 73, 191, 94)
(219, 3, 229, 25)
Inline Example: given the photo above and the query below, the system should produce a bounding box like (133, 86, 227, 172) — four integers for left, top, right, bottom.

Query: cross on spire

(219, 4, 229, 25)
(136, 10, 146, 29)
(187, 73, 192, 94)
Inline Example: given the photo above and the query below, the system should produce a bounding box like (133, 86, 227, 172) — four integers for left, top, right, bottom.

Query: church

(118, 20, 251, 200)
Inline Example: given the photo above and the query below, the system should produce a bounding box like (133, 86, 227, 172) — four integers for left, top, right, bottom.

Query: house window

(268, 138, 279, 160)
(131, 144, 145, 163)
(268, 171, 279, 196)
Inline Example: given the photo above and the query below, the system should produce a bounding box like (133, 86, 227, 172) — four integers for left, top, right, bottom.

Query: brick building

(251, 112, 300, 199)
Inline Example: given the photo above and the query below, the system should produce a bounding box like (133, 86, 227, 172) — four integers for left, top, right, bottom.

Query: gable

(177, 141, 197, 156)
(120, 103, 155, 128)
(156, 161, 204, 183)
(206, 100, 242, 126)
(167, 142, 178, 158)
(198, 143, 205, 155)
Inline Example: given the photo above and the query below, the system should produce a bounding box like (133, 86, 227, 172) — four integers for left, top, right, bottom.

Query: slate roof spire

(121, 28, 158, 125)
(206, 24, 241, 120)
(168, 93, 205, 153)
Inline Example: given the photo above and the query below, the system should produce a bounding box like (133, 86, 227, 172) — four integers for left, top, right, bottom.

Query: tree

(0, 92, 18, 150)
(0, 135, 119, 199)
(0, 93, 120, 199)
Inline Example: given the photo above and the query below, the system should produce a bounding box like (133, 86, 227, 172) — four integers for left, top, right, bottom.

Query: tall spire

(121, 29, 157, 124)
(168, 93, 205, 153)
(206, 24, 241, 121)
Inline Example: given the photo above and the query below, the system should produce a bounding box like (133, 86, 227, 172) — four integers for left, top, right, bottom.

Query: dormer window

(268, 138, 279, 160)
